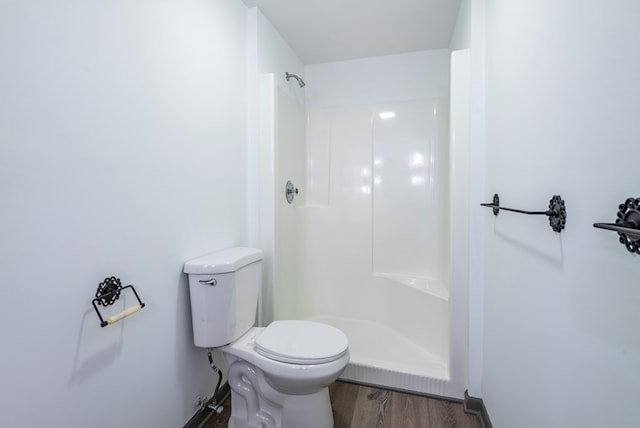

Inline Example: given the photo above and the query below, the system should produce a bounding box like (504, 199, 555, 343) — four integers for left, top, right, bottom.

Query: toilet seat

(255, 320, 349, 365)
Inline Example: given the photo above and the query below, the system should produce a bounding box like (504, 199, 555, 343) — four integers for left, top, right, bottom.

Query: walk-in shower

(259, 50, 470, 398)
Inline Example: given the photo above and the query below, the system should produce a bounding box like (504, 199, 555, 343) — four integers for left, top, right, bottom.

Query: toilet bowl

(223, 322, 349, 428)
(184, 248, 350, 428)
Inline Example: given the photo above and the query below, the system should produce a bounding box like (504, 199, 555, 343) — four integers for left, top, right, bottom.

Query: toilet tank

(183, 247, 263, 348)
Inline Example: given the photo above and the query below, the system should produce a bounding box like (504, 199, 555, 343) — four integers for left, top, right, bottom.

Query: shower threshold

(306, 315, 450, 395)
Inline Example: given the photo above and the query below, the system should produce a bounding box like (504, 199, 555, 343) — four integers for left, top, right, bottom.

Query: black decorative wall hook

(593, 197, 640, 254)
(481, 194, 567, 232)
(92, 277, 145, 327)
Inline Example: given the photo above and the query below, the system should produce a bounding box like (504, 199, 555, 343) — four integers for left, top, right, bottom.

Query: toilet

(184, 247, 349, 428)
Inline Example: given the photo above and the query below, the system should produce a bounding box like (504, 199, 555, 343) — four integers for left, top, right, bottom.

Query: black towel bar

(481, 194, 566, 232)
(593, 197, 640, 254)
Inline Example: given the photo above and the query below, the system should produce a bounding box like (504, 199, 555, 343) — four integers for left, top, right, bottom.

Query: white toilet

(184, 247, 349, 428)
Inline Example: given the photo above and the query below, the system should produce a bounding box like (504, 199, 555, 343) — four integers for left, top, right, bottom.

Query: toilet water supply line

(201, 349, 224, 414)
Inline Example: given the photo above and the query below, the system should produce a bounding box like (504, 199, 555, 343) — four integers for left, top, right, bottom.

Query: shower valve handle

(285, 180, 298, 204)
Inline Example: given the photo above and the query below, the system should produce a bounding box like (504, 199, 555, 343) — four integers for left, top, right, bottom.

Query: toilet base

(226, 359, 335, 428)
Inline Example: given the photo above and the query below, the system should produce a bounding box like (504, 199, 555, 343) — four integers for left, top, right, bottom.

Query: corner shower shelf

(373, 272, 448, 301)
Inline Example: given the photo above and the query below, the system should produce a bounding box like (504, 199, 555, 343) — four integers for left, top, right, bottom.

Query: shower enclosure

(258, 50, 470, 398)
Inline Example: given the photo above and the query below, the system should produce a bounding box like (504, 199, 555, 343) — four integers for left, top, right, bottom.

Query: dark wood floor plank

(427, 398, 455, 428)
(200, 381, 483, 428)
(427, 397, 483, 428)
(388, 390, 432, 428)
(349, 386, 390, 428)
(213, 400, 231, 428)
(329, 381, 360, 428)
(448, 400, 484, 428)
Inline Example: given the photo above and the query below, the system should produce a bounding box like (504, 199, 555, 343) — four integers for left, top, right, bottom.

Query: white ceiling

(243, 0, 462, 65)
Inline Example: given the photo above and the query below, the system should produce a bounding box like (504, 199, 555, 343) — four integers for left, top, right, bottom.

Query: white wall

(304, 50, 451, 108)
(482, 1, 640, 426)
(449, 2, 477, 397)
(248, 8, 306, 325)
(0, 1, 249, 427)
(449, 49, 473, 402)
(273, 87, 307, 321)
(257, 10, 305, 100)
(466, 0, 487, 399)
(450, 0, 471, 50)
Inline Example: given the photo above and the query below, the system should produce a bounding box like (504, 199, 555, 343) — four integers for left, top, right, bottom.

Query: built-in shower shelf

(373, 272, 449, 301)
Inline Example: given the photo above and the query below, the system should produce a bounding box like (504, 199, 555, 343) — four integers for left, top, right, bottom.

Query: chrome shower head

(285, 72, 306, 88)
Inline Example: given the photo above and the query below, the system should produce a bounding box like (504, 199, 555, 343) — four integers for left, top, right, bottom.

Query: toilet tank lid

(183, 247, 263, 274)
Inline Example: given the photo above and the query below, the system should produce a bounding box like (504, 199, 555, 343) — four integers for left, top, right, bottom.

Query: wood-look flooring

(203, 381, 482, 428)
(329, 381, 481, 428)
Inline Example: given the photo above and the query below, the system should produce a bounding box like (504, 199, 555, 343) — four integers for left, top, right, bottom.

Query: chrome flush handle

(199, 278, 218, 286)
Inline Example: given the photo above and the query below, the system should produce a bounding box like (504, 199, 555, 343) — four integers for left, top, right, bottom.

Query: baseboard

(182, 407, 215, 428)
(182, 382, 231, 428)
(464, 390, 493, 428)
(338, 378, 464, 402)
(215, 382, 231, 404)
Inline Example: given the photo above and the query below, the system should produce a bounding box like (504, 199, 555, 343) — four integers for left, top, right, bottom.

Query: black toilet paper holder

(92, 276, 145, 327)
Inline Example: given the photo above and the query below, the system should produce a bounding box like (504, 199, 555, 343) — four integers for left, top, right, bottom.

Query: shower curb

(464, 390, 493, 428)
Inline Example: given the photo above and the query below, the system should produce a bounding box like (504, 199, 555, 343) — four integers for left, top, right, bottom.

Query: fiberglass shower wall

(371, 100, 450, 299)
(302, 98, 450, 301)
(298, 98, 450, 369)
(288, 50, 453, 385)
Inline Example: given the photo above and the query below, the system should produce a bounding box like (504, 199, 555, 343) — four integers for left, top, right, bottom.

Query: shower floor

(306, 316, 449, 393)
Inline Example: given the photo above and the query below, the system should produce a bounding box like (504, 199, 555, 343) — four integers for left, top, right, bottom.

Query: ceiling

(243, 0, 462, 65)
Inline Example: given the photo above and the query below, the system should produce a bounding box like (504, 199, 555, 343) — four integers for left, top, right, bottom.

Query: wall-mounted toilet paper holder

(92, 277, 145, 327)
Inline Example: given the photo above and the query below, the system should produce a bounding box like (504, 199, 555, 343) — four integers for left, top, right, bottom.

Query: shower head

(285, 72, 306, 88)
